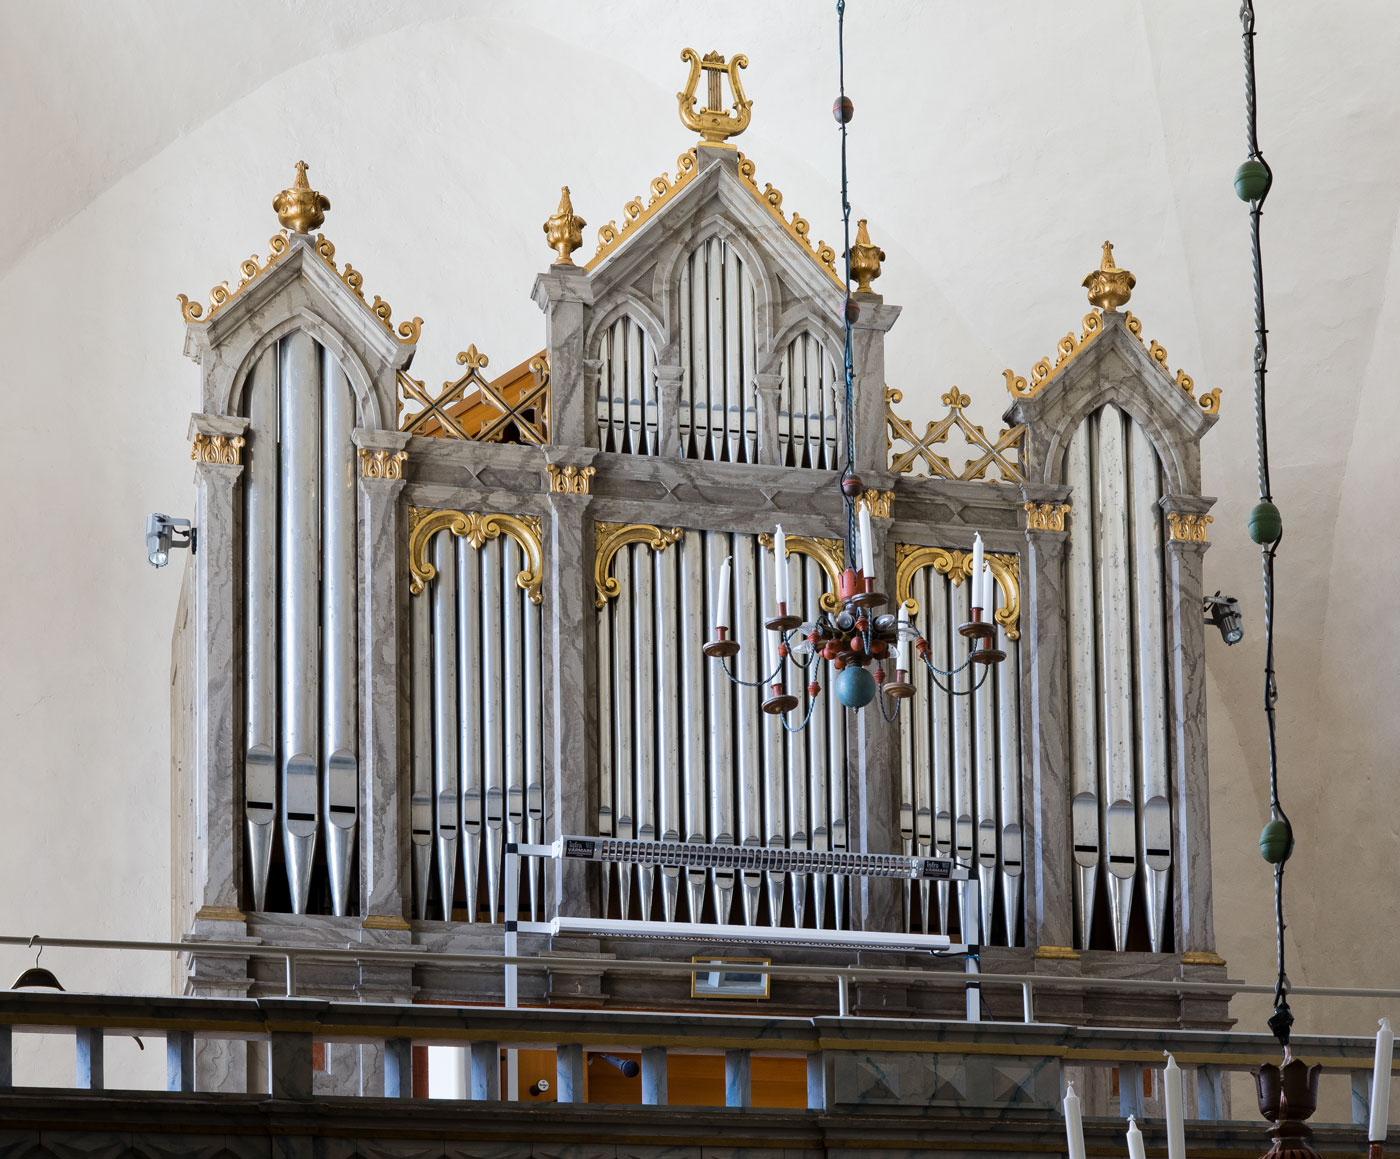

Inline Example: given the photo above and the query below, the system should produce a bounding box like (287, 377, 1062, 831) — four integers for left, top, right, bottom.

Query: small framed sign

(690, 956, 771, 999)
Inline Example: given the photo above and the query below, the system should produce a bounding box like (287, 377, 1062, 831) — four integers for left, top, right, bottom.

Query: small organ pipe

(242, 345, 278, 912)
(431, 531, 460, 919)
(724, 244, 743, 463)
(278, 330, 321, 916)
(321, 355, 358, 919)
(743, 277, 758, 462)
(706, 242, 725, 460)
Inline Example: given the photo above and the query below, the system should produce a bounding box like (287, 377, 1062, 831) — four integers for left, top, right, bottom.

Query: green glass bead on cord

(1249, 501, 1282, 544)
(1235, 158, 1271, 202)
(1260, 818, 1293, 864)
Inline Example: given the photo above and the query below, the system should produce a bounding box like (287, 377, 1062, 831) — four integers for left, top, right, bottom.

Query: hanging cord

(1239, 0, 1292, 1049)
(836, 0, 857, 563)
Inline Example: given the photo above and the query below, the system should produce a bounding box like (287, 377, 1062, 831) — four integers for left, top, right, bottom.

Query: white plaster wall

(0, 0, 1397, 1098)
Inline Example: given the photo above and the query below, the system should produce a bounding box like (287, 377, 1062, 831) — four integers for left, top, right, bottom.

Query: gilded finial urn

(848, 218, 885, 294)
(273, 161, 330, 234)
(1082, 241, 1135, 310)
(543, 186, 587, 265)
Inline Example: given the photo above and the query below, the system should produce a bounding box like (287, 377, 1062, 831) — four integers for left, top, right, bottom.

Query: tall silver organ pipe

(431, 531, 460, 916)
(678, 240, 758, 463)
(410, 526, 544, 923)
(278, 330, 322, 916)
(242, 346, 278, 913)
(596, 530, 849, 930)
(1064, 405, 1174, 951)
(321, 357, 358, 919)
(899, 556, 1024, 946)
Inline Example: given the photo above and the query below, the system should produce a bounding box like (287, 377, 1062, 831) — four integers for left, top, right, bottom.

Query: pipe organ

(172, 53, 1226, 1039)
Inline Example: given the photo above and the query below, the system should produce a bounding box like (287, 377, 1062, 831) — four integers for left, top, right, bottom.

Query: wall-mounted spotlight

(146, 513, 195, 568)
(1204, 591, 1243, 645)
(591, 1052, 640, 1078)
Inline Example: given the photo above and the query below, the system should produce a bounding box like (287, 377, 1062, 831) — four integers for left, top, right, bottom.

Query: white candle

(774, 524, 788, 607)
(897, 604, 910, 671)
(859, 505, 875, 577)
(1127, 1116, 1146, 1159)
(1063, 1082, 1087, 1159)
(971, 532, 985, 605)
(714, 556, 732, 629)
(980, 564, 994, 617)
(1120, 1114, 1142, 1159)
(1371, 1017, 1394, 1142)
(1164, 1054, 1185, 1159)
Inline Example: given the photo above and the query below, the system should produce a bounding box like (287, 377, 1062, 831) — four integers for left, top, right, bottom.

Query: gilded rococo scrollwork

(894, 544, 1021, 640)
(594, 522, 684, 608)
(758, 532, 845, 614)
(178, 233, 290, 324)
(586, 150, 700, 272)
(190, 433, 246, 465)
(886, 387, 1026, 482)
(408, 507, 544, 601)
(358, 449, 406, 479)
(735, 152, 842, 286)
(311, 234, 421, 345)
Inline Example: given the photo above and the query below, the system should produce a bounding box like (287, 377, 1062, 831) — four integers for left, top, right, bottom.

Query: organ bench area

(169, 66, 1229, 1097)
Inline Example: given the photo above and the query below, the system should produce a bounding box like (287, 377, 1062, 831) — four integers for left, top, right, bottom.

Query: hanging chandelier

(704, 0, 1007, 727)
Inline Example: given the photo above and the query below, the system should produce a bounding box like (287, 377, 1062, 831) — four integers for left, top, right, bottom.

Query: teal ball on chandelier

(1259, 819, 1293, 864)
(1234, 158, 1271, 202)
(834, 665, 876, 709)
(1248, 501, 1282, 544)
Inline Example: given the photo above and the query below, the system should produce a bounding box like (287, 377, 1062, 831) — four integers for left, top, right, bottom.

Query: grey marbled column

(546, 492, 594, 918)
(848, 293, 902, 483)
(189, 423, 248, 914)
(532, 264, 596, 448)
(655, 364, 684, 459)
(848, 510, 901, 932)
(1022, 526, 1074, 951)
(1165, 532, 1214, 953)
(753, 372, 783, 466)
(357, 455, 410, 924)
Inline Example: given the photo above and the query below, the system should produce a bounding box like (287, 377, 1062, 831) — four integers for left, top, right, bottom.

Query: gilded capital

(546, 464, 596, 494)
(1024, 501, 1070, 532)
(858, 488, 894, 518)
(848, 218, 885, 293)
(358, 448, 407, 479)
(273, 160, 330, 234)
(1082, 240, 1135, 311)
(191, 432, 246, 465)
(543, 186, 586, 265)
(1167, 512, 1213, 542)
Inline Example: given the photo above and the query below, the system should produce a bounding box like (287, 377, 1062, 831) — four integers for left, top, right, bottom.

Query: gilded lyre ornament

(1082, 240, 1135, 311)
(894, 544, 1021, 640)
(190, 433, 246, 465)
(886, 386, 1026, 482)
(848, 218, 885, 293)
(1166, 512, 1213, 542)
(273, 161, 331, 234)
(358, 449, 406, 479)
(407, 507, 544, 601)
(594, 522, 684, 608)
(677, 48, 752, 144)
(178, 232, 290, 324)
(545, 464, 596, 495)
(1024, 501, 1071, 532)
(543, 186, 586, 265)
(758, 532, 845, 614)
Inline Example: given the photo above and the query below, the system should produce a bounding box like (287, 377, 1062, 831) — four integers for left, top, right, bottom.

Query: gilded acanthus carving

(546, 465, 596, 494)
(595, 522, 684, 608)
(894, 544, 1020, 640)
(1167, 512, 1213, 542)
(1024, 501, 1071, 532)
(858, 489, 894, 518)
(408, 508, 543, 601)
(190, 433, 246, 465)
(358, 449, 406, 479)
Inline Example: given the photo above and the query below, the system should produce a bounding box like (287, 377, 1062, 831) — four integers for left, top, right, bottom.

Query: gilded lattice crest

(398, 347, 550, 446)
(886, 387, 1025, 483)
